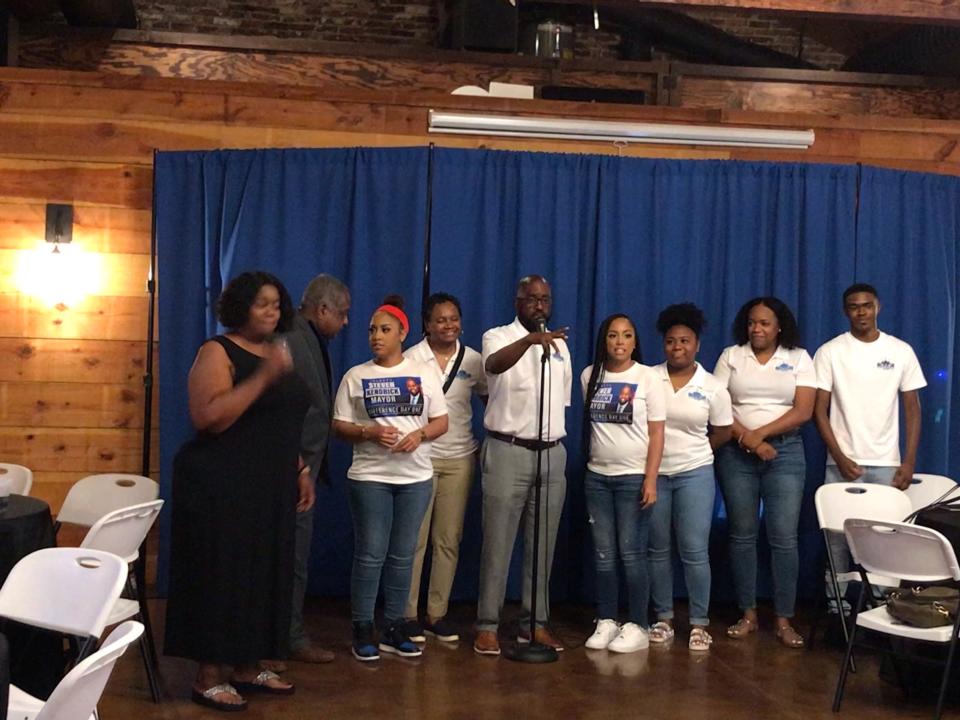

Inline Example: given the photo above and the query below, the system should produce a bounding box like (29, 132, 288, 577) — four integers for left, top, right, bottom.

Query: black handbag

(886, 587, 960, 628)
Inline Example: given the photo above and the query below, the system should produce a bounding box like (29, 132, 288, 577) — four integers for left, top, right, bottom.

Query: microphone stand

(505, 335, 558, 664)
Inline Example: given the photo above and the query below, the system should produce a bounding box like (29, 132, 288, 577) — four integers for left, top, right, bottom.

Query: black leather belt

(487, 430, 560, 452)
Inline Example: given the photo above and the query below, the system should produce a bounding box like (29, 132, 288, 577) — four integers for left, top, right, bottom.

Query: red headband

(375, 304, 409, 333)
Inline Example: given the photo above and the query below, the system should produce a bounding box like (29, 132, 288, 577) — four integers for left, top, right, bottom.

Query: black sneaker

(424, 617, 459, 642)
(352, 621, 380, 662)
(404, 619, 426, 643)
(379, 620, 423, 658)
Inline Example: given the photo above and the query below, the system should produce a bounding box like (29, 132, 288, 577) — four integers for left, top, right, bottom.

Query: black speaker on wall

(446, 0, 518, 53)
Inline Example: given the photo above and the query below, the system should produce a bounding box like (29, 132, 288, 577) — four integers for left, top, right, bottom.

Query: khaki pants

(404, 455, 476, 620)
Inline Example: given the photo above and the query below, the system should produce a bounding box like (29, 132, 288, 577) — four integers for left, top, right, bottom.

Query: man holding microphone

(474, 275, 571, 656)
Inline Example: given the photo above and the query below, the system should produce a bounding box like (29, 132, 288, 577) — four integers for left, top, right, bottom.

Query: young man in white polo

(813, 282, 925, 605)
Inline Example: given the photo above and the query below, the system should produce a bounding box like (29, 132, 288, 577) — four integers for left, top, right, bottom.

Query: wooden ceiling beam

(548, 0, 960, 24)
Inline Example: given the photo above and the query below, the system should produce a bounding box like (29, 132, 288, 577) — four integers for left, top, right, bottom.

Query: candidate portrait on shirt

(403, 377, 424, 406)
(611, 384, 635, 414)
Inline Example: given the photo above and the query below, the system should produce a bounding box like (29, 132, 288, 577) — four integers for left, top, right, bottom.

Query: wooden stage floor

(99, 598, 953, 720)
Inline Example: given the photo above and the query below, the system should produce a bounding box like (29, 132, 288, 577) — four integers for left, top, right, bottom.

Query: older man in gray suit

(282, 273, 351, 664)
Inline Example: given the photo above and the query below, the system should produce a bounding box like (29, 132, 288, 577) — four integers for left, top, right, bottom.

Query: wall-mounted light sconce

(45, 203, 73, 252)
(16, 201, 100, 306)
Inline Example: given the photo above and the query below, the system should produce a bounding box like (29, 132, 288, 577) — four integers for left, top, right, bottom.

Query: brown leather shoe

(290, 645, 335, 664)
(473, 631, 501, 656)
(518, 627, 565, 652)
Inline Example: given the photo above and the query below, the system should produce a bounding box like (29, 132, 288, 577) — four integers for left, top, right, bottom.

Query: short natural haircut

(300, 273, 349, 312)
(422, 292, 462, 327)
(516, 274, 549, 298)
(842, 283, 879, 304)
(216, 270, 294, 332)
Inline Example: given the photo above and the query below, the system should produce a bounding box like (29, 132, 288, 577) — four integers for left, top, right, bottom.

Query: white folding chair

(0, 549, 127, 661)
(813, 482, 914, 652)
(55, 475, 159, 530)
(0, 464, 33, 496)
(905, 474, 960, 512)
(54, 473, 160, 693)
(7, 620, 144, 720)
(834, 519, 960, 720)
(79, 501, 164, 702)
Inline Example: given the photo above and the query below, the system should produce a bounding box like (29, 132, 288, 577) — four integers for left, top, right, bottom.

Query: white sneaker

(608, 622, 649, 653)
(585, 619, 620, 650)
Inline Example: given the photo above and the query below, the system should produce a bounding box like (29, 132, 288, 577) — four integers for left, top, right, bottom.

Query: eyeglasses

(517, 295, 552, 307)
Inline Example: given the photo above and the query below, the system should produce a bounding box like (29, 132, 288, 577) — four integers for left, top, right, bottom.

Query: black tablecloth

(0, 495, 55, 585)
(0, 494, 60, 701)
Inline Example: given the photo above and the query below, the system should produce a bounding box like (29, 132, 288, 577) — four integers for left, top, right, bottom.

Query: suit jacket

(284, 314, 332, 484)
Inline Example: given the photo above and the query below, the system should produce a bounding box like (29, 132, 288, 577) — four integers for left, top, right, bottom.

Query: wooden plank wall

(2, 65, 960, 520)
(16, 30, 960, 120)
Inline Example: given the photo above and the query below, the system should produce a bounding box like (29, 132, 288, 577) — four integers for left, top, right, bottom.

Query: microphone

(536, 319, 549, 361)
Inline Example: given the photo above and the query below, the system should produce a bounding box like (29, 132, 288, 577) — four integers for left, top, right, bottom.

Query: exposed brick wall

(136, 0, 441, 45)
(685, 8, 845, 69)
(33, 0, 848, 68)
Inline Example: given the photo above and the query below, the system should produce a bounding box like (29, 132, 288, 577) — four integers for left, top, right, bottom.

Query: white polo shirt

(333, 357, 448, 484)
(814, 331, 926, 467)
(482, 318, 572, 442)
(713, 344, 816, 429)
(581, 362, 666, 476)
(405, 338, 487, 460)
(655, 362, 733, 476)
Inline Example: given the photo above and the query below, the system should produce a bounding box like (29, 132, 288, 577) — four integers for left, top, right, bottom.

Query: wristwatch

(419, 429, 428, 442)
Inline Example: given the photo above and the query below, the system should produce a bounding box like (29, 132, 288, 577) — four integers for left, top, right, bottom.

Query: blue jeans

(348, 479, 433, 624)
(648, 464, 716, 627)
(823, 464, 897, 598)
(584, 471, 652, 627)
(716, 434, 806, 618)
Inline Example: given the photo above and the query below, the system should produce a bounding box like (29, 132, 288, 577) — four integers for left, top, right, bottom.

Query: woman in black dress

(165, 271, 312, 711)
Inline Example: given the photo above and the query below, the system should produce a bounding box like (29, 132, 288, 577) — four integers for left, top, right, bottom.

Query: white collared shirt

(482, 318, 572, 442)
(405, 338, 487, 459)
(814, 331, 926, 466)
(713, 343, 816, 429)
(655, 362, 733, 476)
(581, 362, 666, 476)
(333, 358, 447, 484)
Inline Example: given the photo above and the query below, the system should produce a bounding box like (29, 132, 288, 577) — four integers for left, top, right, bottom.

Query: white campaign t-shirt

(482, 318, 572, 442)
(333, 357, 448, 484)
(655, 362, 733, 476)
(405, 338, 487, 460)
(581, 362, 666, 476)
(713, 344, 816, 429)
(814, 331, 926, 467)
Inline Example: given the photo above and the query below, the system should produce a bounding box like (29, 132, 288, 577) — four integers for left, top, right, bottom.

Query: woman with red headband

(332, 295, 449, 662)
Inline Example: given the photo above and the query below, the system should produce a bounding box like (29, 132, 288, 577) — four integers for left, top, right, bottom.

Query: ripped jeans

(583, 471, 652, 627)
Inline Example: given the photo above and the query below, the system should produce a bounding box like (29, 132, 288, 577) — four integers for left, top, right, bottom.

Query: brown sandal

(776, 625, 805, 649)
(726, 616, 758, 639)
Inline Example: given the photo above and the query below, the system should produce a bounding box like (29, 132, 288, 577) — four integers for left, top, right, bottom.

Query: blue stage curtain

(155, 147, 429, 593)
(428, 148, 605, 604)
(428, 152, 858, 604)
(155, 146, 955, 610)
(855, 166, 960, 475)
(590, 158, 858, 603)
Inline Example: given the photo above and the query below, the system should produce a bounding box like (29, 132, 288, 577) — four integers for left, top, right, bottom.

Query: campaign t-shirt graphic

(363, 376, 425, 418)
(589, 382, 637, 424)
